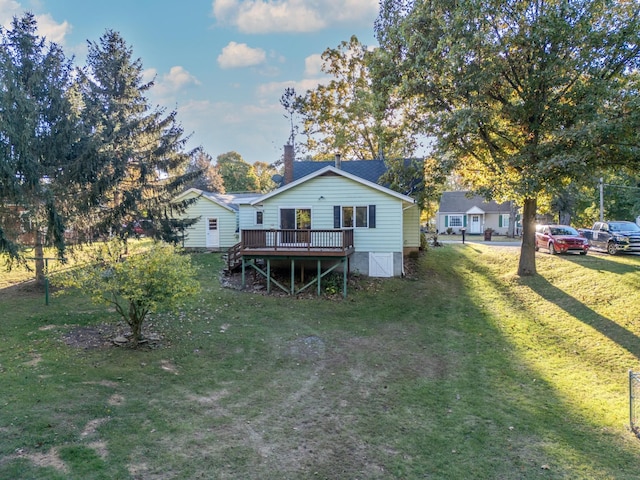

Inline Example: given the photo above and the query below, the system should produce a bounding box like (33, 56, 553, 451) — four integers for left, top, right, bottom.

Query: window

(256, 211, 263, 225)
(448, 215, 463, 227)
(280, 208, 311, 229)
(340, 206, 369, 228)
(500, 214, 510, 228)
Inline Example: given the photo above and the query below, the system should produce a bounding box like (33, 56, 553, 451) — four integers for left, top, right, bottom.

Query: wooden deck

(228, 229, 355, 297)
(239, 229, 355, 257)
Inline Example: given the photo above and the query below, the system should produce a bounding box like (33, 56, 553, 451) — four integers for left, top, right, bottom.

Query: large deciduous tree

(295, 35, 419, 161)
(0, 14, 78, 283)
(216, 151, 259, 192)
(375, 0, 640, 275)
(186, 151, 226, 193)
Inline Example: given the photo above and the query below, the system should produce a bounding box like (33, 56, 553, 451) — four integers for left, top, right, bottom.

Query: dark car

(535, 224, 589, 255)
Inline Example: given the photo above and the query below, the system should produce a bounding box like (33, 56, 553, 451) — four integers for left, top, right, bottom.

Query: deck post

(291, 259, 295, 295)
(241, 257, 246, 287)
(317, 260, 322, 296)
(343, 258, 347, 298)
(267, 259, 271, 293)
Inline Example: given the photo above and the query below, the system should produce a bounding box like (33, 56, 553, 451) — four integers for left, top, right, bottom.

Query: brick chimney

(334, 153, 341, 170)
(284, 144, 294, 184)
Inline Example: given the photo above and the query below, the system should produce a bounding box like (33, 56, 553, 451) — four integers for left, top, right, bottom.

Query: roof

(173, 188, 261, 212)
(292, 160, 388, 184)
(439, 191, 512, 214)
(253, 166, 415, 205)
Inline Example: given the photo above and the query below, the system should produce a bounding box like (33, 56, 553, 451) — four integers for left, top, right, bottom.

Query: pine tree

(76, 30, 200, 244)
(0, 13, 77, 283)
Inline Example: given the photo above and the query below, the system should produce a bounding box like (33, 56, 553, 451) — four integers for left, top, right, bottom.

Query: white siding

(240, 173, 409, 254)
(176, 192, 238, 249)
(403, 204, 421, 249)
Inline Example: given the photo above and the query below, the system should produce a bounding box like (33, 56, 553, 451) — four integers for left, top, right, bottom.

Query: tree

(280, 87, 300, 152)
(186, 150, 226, 193)
(375, 0, 640, 275)
(216, 151, 259, 192)
(57, 241, 200, 345)
(75, 30, 201, 244)
(0, 14, 78, 283)
(252, 161, 277, 193)
(294, 35, 419, 161)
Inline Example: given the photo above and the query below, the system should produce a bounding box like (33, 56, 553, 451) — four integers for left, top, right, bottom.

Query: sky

(0, 0, 380, 165)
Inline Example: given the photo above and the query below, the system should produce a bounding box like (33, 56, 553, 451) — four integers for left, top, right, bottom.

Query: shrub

(57, 240, 200, 345)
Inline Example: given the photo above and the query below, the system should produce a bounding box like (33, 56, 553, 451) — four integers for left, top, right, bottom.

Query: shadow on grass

(439, 247, 640, 476)
(526, 274, 640, 359)
(560, 251, 640, 274)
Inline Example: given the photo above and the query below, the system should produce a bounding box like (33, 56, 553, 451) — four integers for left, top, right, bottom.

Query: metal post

(630, 370, 634, 432)
(600, 177, 604, 222)
(342, 258, 347, 298)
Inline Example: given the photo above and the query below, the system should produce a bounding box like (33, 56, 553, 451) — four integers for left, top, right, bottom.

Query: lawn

(1, 245, 640, 479)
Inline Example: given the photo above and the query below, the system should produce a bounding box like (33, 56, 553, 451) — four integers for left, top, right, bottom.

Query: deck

(239, 229, 355, 257)
(227, 229, 355, 297)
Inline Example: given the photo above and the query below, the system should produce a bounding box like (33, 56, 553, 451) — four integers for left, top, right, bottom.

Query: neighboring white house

(437, 191, 514, 235)
(239, 166, 420, 277)
(172, 189, 259, 250)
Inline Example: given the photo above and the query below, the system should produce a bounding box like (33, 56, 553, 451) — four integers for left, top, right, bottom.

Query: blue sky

(1, 0, 379, 164)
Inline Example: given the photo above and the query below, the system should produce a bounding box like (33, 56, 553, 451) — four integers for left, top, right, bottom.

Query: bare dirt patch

(24, 353, 42, 367)
(81, 417, 110, 438)
(9, 447, 68, 473)
(62, 323, 164, 350)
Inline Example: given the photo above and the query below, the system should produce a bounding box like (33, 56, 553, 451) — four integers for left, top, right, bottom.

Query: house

(437, 191, 514, 235)
(238, 163, 420, 279)
(174, 146, 422, 296)
(171, 189, 260, 250)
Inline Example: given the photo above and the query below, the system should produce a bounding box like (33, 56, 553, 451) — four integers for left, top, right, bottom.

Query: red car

(535, 224, 589, 255)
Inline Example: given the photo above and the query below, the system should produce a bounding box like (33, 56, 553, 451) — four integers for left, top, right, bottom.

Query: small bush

(56, 240, 200, 344)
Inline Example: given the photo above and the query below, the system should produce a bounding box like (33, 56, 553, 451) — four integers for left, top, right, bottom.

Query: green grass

(1, 245, 640, 478)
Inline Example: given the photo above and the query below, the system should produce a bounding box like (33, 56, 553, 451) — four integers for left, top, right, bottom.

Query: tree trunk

(129, 301, 143, 344)
(517, 197, 537, 276)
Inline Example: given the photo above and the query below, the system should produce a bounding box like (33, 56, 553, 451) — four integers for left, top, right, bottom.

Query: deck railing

(241, 229, 354, 252)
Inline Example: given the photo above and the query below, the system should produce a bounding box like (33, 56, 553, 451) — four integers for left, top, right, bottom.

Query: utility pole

(599, 177, 604, 222)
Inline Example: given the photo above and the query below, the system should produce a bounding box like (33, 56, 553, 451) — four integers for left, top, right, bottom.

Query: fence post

(630, 370, 634, 433)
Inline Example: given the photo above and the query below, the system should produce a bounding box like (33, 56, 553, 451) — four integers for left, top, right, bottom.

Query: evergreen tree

(0, 13, 77, 282)
(76, 30, 200, 244)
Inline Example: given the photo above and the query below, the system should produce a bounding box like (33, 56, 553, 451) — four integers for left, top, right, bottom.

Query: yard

(1, 244, 640, 479)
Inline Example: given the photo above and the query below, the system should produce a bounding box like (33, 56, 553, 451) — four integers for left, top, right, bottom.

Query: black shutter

(333, 206, 341, 228)
(369, 205, 376, 228)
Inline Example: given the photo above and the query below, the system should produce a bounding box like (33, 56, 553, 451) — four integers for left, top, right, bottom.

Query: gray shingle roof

(200, 192, 261, 211)
(439, 191, 512, 213)
(292, 160, 387, 184)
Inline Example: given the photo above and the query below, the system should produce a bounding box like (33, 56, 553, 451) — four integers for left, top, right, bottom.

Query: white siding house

(172, 189, 259, 250)
(241, 166, 419, 277)
(436, 191, 515, 236)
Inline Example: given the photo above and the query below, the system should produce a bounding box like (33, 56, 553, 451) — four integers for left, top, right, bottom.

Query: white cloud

(303, 53, 324, 77)
(35, 13, 71, 44)
(0, 2, 71, 45)
(164, 66, 201, 89)
(144, 66, 200, 99)
(0, 0, 21, 26)
(217, 41, 266, 69)
(211, 0, 379, 34)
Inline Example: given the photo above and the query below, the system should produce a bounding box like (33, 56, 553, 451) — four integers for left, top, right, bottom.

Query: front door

(470, 215, 481, 234)
(206, 217, 219, 248)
